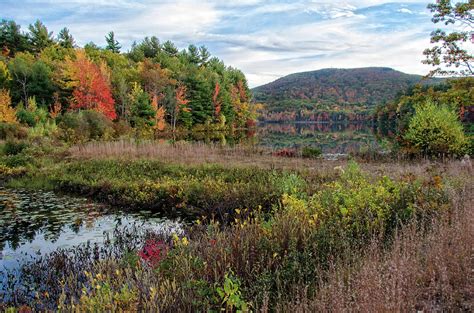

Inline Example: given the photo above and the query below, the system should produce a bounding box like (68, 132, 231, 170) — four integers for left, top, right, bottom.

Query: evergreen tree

(162, 40, 178, 57)
(57, 27, 75, 49)
(141, 36, 160, 58)
(187, 44, 200, 65)
(105, 31, 121, 53)
(28, 20, 54, 54)
(0, 19, 29, 56)
(28, 61, 55, 106)
(199, 46, 210, 66)
(129, 84, 155, 127)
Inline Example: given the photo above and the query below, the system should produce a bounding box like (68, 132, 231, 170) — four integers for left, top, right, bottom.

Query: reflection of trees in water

(155, 129, 258, 146)
(257, 122, 381, 154)
(0, 189, 106, 250)
(259, 122, 372, 134)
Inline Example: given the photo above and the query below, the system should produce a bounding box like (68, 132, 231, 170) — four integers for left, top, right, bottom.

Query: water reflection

(257, 122, 382, 154)
(0, 188, 181, 271)
(153, 122, 386, 155)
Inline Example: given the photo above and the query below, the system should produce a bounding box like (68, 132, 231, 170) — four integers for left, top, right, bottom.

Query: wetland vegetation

(0, 1, 473, 311)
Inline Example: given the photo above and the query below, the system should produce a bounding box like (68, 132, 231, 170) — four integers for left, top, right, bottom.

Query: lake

(257, 122, 385, 154)
(159, 121, 388, 157)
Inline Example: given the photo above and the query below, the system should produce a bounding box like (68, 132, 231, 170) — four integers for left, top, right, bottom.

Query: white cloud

(398, 8, 414, 14)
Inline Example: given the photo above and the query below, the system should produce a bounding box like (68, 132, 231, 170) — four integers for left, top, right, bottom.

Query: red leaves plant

(138, 239, 169, 268)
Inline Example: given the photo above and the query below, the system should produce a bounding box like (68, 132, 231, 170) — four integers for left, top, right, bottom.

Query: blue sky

(1, 0, 442, 87)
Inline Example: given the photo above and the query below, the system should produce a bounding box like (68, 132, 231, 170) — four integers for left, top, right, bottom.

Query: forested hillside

(0, 19, 255, 135)
(253, 67, 442, 122)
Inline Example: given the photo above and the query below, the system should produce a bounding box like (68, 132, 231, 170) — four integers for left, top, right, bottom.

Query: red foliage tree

(65, 50, 117, 120)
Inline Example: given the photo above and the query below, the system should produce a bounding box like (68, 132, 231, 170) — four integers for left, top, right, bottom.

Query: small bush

(3, 140, 29, 156)
(16, 108, 37, 127)
(57, 110, 115, 143)
(301, 146, 322, 159)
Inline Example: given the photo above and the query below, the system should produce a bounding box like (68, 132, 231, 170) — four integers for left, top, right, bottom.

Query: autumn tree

(172, 84, 191, 130)
(0, 60, 10, 89)
(0, 89, 17, 123)
(139, 59, 176, 98)
(64, 50, 116, 120)
(151, 94, 166, 130)
(212, 81, 222, 118)
(231, 80, 252, 127)
(423, 0, 473, 76)
(49, 92, 62, 118)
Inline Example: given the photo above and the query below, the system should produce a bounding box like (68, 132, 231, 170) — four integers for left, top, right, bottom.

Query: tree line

(0, 19, 256, 131)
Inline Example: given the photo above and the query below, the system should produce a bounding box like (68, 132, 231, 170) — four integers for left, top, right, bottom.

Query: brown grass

(275, 193, 474, 312)
(68, 140, 473, 181)
(68, 139, 340, 171)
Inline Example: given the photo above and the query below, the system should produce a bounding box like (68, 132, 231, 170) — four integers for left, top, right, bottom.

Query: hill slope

(252, 67, 441, 121)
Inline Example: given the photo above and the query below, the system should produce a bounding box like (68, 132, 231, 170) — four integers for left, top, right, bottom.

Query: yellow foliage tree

(0, 89, 17, 123)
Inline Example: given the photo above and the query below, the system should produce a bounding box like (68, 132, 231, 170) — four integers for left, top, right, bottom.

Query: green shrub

(403, 102, 469, 156)
(301, 146, 322, 159)
(3, 140, 29, 156)
(0, 154, 33, 167)
(57, 110, 115, 143)
(16, 107, 37, 127)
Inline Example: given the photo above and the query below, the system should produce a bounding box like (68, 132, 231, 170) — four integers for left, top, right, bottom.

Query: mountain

(252, 67, 442, 122)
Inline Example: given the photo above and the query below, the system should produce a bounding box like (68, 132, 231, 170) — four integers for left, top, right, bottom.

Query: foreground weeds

(2, 161, 471, 312)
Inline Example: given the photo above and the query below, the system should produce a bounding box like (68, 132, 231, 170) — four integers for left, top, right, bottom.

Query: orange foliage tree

(151, 94, 166, 131)
(172, 85, 191, 131)
(64, 50, 116, 120)
(0, 89, 17, 123)
(212, 81, 221, 118)
(49, 92, 62, 119)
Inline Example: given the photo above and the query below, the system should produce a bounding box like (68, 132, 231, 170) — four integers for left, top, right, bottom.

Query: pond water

(0, 187, 181, 273)
(257, 122, 386, 154)
(164, 122, 389, 156)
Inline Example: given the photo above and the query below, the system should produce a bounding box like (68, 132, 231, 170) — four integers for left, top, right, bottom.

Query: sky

(1, 0, 444, 87)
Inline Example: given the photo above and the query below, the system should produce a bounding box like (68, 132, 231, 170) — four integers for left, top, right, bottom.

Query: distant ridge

(252, 67, 442, 116)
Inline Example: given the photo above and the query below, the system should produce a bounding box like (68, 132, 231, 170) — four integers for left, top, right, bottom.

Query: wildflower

(172, 233, 180, 244)
(181, 236, 189, 246)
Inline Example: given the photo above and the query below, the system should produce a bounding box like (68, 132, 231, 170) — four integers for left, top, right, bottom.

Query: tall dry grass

(68, 140, 333, 170)
(275, 193, 474, 312)
(68, 140, 474, 181)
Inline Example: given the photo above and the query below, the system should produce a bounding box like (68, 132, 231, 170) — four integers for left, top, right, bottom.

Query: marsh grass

(68, 140, 335, 171)
(276, 193, 473, 312)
